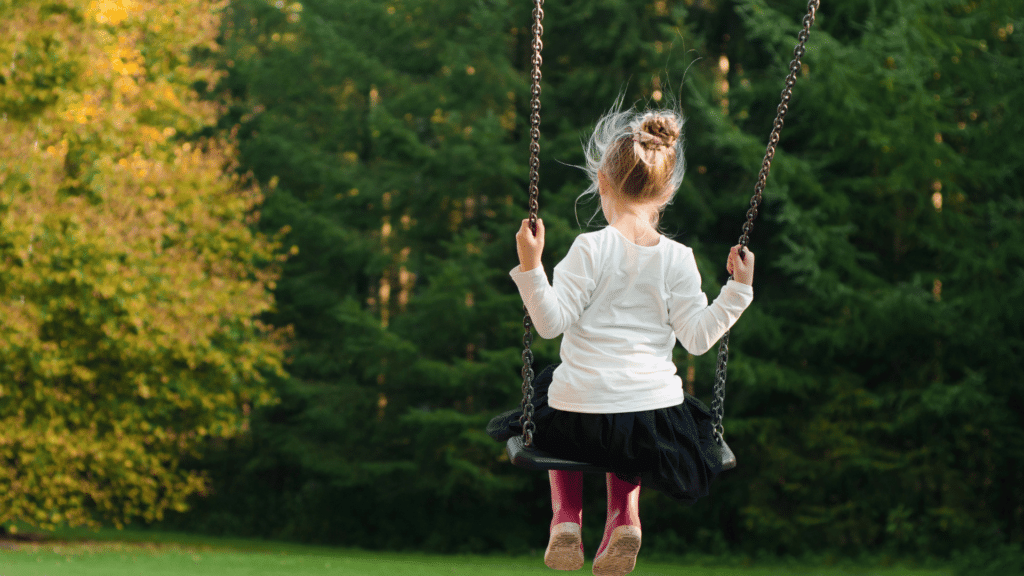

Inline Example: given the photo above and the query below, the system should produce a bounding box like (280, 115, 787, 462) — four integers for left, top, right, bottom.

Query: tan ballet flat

(592, 525, 641, 576)
(544, 522, 584, 571)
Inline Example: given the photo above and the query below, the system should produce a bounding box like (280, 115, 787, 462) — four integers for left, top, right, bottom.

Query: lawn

(0, 529, 954, 576)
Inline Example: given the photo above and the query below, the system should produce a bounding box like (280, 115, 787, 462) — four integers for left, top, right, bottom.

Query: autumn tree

(0, 0, 289, 531)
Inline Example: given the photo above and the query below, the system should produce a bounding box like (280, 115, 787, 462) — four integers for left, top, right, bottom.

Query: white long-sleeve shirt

(510, 226, 753, 413)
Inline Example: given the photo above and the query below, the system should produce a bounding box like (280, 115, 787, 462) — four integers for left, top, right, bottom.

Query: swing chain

(712, 0, 819, 448)
(519, 0, 544, 448)
(527, 0, 544, 235)
(520, 315, 536, 445)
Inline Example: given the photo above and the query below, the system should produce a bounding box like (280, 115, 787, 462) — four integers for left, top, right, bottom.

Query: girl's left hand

(516, 218, 545, 272)
(727, 244, 755, 286)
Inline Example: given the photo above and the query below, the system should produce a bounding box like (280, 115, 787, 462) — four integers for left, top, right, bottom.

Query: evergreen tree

(176, 0, 1024, 559)
(640, 0, 1024, 556)
(172, 0, 540, 549)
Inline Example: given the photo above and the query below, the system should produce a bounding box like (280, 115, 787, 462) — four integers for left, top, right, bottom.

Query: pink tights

(548, 470, 641, 557)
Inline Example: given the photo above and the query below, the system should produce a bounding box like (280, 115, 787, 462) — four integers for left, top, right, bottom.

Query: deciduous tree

(0, 0, 289, 531)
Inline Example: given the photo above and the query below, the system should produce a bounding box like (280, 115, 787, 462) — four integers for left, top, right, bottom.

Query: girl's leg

(549, 470, 583, 529)
(545, 470, 584, 571)
(593, 473, 641, 576)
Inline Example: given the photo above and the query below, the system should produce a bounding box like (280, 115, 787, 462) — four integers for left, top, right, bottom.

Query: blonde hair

(580, 101, 685, 227)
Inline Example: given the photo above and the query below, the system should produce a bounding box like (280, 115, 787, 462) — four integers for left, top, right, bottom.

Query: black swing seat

(505, 435, 611, 473)
(506, 435, 737, 472)
(721, 440, 738, 470)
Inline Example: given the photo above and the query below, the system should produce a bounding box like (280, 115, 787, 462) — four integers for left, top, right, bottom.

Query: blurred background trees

(2, 0, 1021, 563)
(172, 0, 1023, 559)
(0, 0, 288, 531)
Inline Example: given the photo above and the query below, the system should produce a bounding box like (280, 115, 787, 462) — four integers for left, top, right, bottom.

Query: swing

(507, 0, 821, 473)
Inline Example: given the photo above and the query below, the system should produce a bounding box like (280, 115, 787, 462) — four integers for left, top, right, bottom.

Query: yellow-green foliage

(0, 0, 289, 531)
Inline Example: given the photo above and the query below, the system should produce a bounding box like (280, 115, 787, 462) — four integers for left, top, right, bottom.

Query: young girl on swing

(489, 104, 755, 576)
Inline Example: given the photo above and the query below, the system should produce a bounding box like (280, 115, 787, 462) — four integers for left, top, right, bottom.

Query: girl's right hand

(727, 245, 754, 286)
(516, 218, 545, 272)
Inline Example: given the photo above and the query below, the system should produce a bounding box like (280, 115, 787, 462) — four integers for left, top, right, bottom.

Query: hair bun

(638, 115, 680, 150)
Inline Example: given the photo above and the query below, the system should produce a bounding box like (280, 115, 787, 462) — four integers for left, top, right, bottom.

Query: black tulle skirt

(487, 365, 722, 505)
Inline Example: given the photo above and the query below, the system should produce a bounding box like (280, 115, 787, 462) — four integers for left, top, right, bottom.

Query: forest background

(1, 0, 1022, 569)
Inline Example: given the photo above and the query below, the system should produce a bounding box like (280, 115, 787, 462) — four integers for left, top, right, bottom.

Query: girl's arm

(667, 247, 754, 354)
(510, 224, 596, 339)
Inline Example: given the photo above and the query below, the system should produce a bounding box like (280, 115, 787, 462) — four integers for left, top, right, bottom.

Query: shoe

(592, 525, 641, 576)
(544, 522, 584, 571)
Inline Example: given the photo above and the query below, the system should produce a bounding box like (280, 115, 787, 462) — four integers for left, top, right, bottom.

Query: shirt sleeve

(667, 249, 754, 355)
(509, 235, 598, 339)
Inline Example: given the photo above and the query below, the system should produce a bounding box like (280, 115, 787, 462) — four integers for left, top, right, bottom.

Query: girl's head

(581, 103, 685, 227)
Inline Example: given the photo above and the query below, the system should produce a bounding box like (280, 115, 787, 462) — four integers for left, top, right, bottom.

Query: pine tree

(653, 0, 1024, 555)
(172, 0, 540, 549)
(174, 0, 1024, 558)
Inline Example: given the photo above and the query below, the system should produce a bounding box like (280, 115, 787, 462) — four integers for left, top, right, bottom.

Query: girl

(488, 105, 754, 576)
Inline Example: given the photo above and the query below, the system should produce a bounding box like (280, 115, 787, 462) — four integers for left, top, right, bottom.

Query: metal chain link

(711, 0, 819, 449)
(519, 0, 544, 448)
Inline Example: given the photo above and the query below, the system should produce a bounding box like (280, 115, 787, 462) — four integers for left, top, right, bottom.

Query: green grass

(0, 528, 954, 576)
